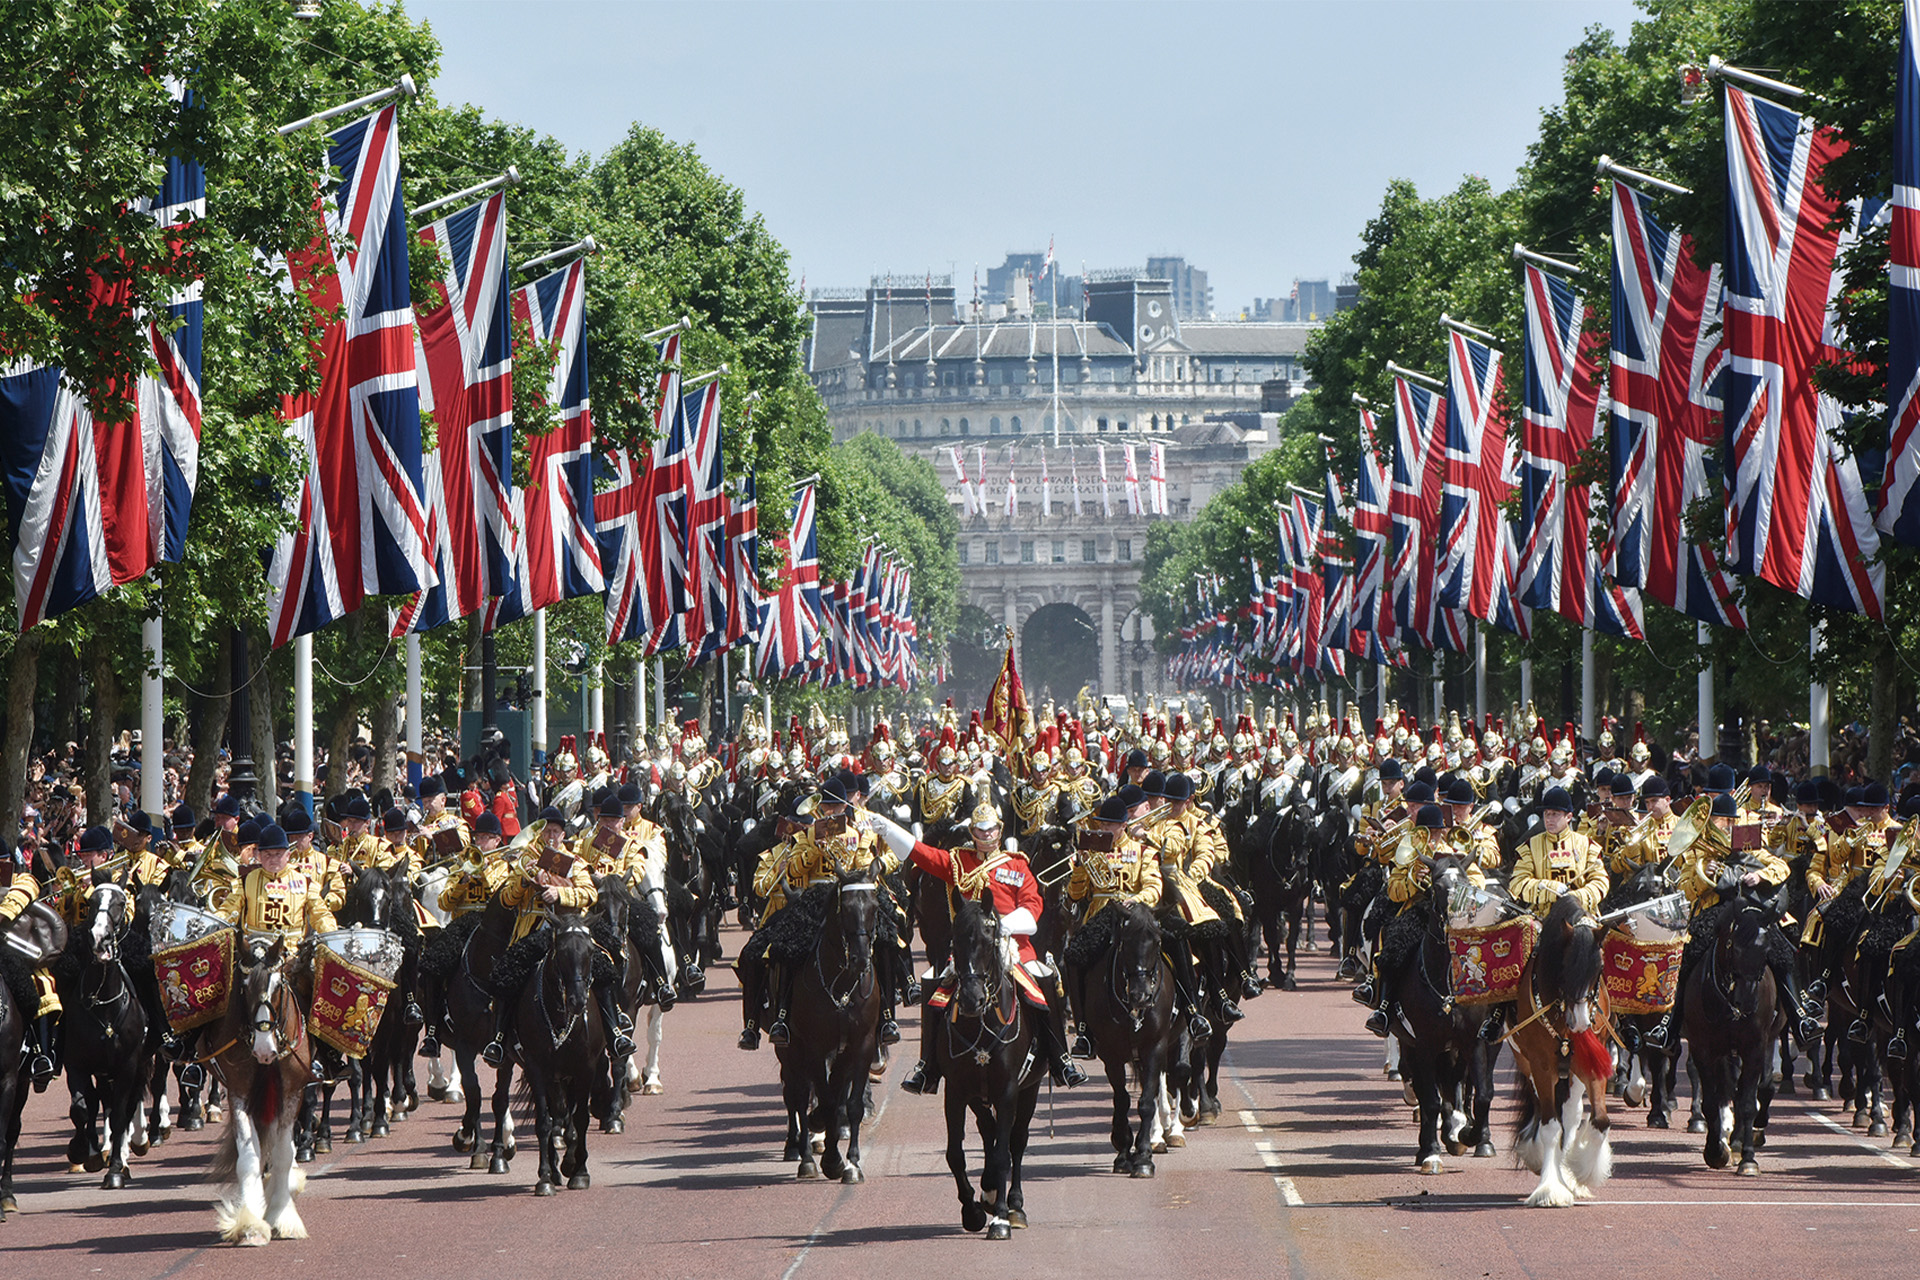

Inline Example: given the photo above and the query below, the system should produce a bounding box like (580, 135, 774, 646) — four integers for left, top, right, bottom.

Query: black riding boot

(1769, 950, 1820, 1051)
(29, 1013, 58, 1091)
(1205, 941, 1244, 1023)
(768, 965, 794, 1047)
(1353, 957, 1381, 1009)
(901, 1006, 939, 1095)
(1889, 957, 1913, 1062)
(1065, 961, 1094, 1058)
(596, 982, 637, 1057)
(1477, 1001, 1510, 1044)
(737, 949, 765, 1050)
(419, 975, 446, 1058)
(482, 998, 515, 1068)
(1645, 972, 1686, 1051)
(1167, 945, 1212, 1039)
(877, 946, 904, 1047)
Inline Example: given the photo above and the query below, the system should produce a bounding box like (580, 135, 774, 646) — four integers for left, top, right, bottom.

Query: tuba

(1871, 818, 1919, 911)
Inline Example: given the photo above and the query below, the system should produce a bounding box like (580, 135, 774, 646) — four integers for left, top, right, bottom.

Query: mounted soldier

(1064, 794, 1164, 1059)
(1, 836, 61, 1089)
(481, 807, 604, 1068)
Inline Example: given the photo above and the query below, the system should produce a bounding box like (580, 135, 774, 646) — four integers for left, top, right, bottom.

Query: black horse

(437, 889, 520, 1173)
(774, 868, 883, 1183)
(1076, 899, 1175, 1178)
(1684, 895, 1785, 1174)
(932, 890, 1041, 1240)
(655, 789, 712, 994)
(0, 935, 27, 1220)
(298, 864, 406, 1156)
(55, 879, 151, 1189)
(586, 874, 665, 1132)
(1244, 802, 1312, 990)
(515, 917, 612, 1195)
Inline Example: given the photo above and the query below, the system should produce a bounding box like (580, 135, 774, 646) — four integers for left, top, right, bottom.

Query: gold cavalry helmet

(970, 799, 1002, 831)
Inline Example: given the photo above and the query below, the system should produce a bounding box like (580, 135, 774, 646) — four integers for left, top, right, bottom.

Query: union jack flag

(515, 254, 603, 612)
(723, 471, 760, 651)
(1347, 409, 1397, 665)
(1607, 181, 1745, 629)
(396, 191, 517, 635)
(682, 383, 729, 656)
(1721, 85, 1884, 618)
(1884, 0, 1920, 544)
(0, 86, 204, 630)
(599, 334, 682, 647)
(755, 477, 820, 679)
(1515, 263, 1645, 640)
(1438, 330, 1529, 637)
(1388, 374, 1446, 647)
(267, 104, 434, 646)
(1316, 460, 1351, 674)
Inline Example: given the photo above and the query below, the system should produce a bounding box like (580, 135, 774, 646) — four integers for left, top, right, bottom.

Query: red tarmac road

(3, 922, 1918, 1280)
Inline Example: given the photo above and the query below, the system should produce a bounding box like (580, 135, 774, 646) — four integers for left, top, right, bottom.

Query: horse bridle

(1109, 913, 1164, 1028)
(534, 920, 591, 1049)
(945, 932, 1020, 1060)
(81, 888, 134, 1029)
(815, 880, 878, 1011)
(253, 961, 306, 1063)
(1709, 903, 1770, 1022)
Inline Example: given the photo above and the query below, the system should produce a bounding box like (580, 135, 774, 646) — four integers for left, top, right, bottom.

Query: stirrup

(1220, 1000, 1245, 1024)
(1364, 1009, 1389, 1039)
(179, 1063, 206, 1090)
(610, 1030, 636, 1056)
(767, 1019, 790, 1047)
(738, 1025, 761, 1050)
(1642, 1019, 1672, 1051)
(878, 1018, 901, 1046)
(1189, 1013, 1212, 1039)
(28, 1052, 55, 1084)
(482, 1038, 508, 1068)
(403, 998, 425, 1028)
(1847, 1018, 1870, 1046)
(1352, 981, 1376, 1007)
(1891, 1031, 1911, 1061)
(420, 1031, 441, 1058)
(1071, 1030, 1095, 1060)
(656, 986, 677, 1012)
(1805, 978, 1828, 1005)
(900, 1061, 934, 1095)
(1478, 1013, 1506, 1043)
(1058, 1058, 1089, 1087)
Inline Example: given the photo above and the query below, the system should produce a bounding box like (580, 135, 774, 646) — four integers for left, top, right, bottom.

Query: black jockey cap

(474, 812, 503, 838)
(836, 770, 868, 798)
(1709, 793, 1738, 819)
(1902, 794, 1920, 821)
(1444, 777, 1476, 806)
(125, 810, 153, 837)
(1773, 769, 1790, 794)
(617, 782, 643, 807)
(281, 808, 313, 836)
(1641, 776, 1671, 798)
(1706, 763, 1737, 793)
(1378, 759, 1404, 782)
(1163, 773, 1195, 803)
(213, 794, 242, 819)
(1864, 782, 1891, 807)
(419, 776, 445, 800)
(77, 825, 113, 855)
(236, 819, 262, 846)
(1414, 765, 1438, 787)
(1593, 767, 1615, 791)
(597, 794, 623, 819)
(1609, 774, 1636, 797)
(171, 803, 196, 831)
(1414, 804, 1446, 830)
(1745, 764, 1773, 786)
(344, 796, 373, 822)
(1094, 795, 1130, 825)
(1124, 748, 1149, 771)
(539, 805, 566, 825)
(1541, 786, 1575, 813)
(1115, 783, 1146, 810)
(1794, 779, 1822, 806)
(1140, 770, 1168, 799)
(380, 807, 408, 834)
(256, 824, 290, 852)
(1404, 782, 1435, 805)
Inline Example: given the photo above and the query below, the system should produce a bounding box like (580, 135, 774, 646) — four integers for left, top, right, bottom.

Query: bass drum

(150, 900, 237, 1033)
(308, 927, 403, 1059)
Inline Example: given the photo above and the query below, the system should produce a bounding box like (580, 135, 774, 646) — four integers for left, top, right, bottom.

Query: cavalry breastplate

(920, 777, 966, 822)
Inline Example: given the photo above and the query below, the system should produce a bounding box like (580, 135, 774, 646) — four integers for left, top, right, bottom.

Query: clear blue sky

(409, 0, 1644, 314)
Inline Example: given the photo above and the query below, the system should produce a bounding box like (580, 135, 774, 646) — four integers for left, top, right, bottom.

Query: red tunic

(907, 840, 1042, 964)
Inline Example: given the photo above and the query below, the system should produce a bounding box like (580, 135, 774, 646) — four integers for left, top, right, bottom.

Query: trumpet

(37, 853, 133, 901)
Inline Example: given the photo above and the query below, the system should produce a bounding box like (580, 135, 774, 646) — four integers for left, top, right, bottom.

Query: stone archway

(1020, 602, 1100, 707)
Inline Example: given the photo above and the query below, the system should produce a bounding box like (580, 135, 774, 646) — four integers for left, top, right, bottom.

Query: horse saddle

(4, 900, 68, 966)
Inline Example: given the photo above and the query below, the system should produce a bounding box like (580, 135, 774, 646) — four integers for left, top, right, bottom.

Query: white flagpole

(1580, 628, 1596, 745)
(1519, 657, 1533, 712)
(1474, 622, 1487, 726)
(1809, 622, 1829, 775)
(589, 661, 604, 738)
(295, 632, 315, 813)
(531, 607, 548, 775)
(1050, 264, 1061, 447)
(140, 603, 164, 817)
(653, 654, 667, 729)
(405, 632, 422, 791)
(1697, 622, 1715, 764)
(1431, 652, 1444, 723)
(634, 655, 648, 744)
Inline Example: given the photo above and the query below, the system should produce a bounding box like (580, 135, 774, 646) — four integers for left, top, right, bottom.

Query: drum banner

(153, 929, 235, 1033)
(1446, 915, 1539, 1007)
(1602, 932, 1684, 1015)
(310, 943, 397, 1059)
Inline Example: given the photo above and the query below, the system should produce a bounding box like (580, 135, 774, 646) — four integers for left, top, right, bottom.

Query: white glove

(869, 812, 917, 859)
(1001, 906, 1038, 937)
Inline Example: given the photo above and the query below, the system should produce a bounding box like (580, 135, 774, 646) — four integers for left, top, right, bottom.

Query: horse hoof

(1167, 1133, 1186, 1148)
(987, 1219, 1011, 1241)
(313, 1135, 332, 1155)
(1474, 1142, 1496, 1159)
(207, 1106, 223, 1123)
(1385, 1068, 1401, 1081)
(296, 1146, 314, 1164)
(83, 1153, 106, 1174)
(238, 1227, 270, 1247)
(841, 1165, 863, 1185)
(1647, 1112, 1669, 1130)
(1112, 1154, 1132, 1175)
(811, 1138, 825, 1155)
(1, 1192, 17, 1215)
(130, 1136, 151, 1157)
(783, 1140, 803, 1162)
(1871, 1121, 1890, 1138)
(427, 1083, 448, 1102)
(534, 1181, 556, 1197)
(1007, 1208, 1028, 1229)
(489, 1156, 510, 1175)
(568, 1173, 590, 1191)
(182, 1117, 204, 1132)
(961, 1201, 988, 1233)
(1130, 1158, 1155, 1179)
(640, 1080, 663, 1096)
(1854, 1109, 1871, 1130)
(797, 1162, 820, 1181)
(601, 1118, 624, 1135)
(1418, 1157, 1443, 1175)
(442, 1089, 464, 1105)
(1403, 1083, 1418, 1108)
(371, 1121, 390, 1139)
(1812, 1088, 1831, 1102)
(1688, 1119, 1707, 1135)
(101, 1169, 128, 1191)
(1705, 1143, 1730, 1170)
(68, 1163, 85, 1174)
(453, 1129, 477, 1154)
(1444, 1138, 1464, 1157)
(1737, 1160, 1760, 1177)
(1152, 1139, 1167, 1154)
(1753, 1130, 1768, 1149)
(1279, 975, 1298, 992)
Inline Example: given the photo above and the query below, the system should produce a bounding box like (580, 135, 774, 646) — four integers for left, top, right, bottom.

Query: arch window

(990, 415, 1002, 435)
(1011, 416, 1022, 434)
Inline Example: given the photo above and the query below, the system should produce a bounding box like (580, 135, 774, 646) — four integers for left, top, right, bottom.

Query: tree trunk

(185, 630, 231, 814)
(1, 630, 44, 839)
(1870, 639, 1898, 787)
(86, 638, 121, 823)
(48, 646, 82, 759)
(252, 641, 278, 814)
(370, 688, 399, 798)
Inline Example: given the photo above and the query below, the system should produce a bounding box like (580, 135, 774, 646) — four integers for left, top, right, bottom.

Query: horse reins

(816, 882, 878, 1011)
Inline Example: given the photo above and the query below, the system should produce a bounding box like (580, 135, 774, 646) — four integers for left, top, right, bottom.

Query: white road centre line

(1798, 1103, 1912, 1170)
(1254, 1138, 1305, 1206)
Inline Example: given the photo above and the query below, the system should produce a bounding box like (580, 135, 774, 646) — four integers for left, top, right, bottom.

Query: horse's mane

(1539, 893, 1602, 1003)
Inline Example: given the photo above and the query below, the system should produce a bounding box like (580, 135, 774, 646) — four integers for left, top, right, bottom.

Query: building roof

(1147, 322, 1315, 359)
(871, 319, 1134, 365)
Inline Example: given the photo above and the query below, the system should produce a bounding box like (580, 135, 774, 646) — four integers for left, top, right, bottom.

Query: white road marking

(1796, 1103, 1912, 1170)
(1255, 1139, 1304, 1205)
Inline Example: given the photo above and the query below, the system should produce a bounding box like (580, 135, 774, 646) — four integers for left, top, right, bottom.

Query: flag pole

(589, 660, 604, 742)
(409, 166, 520, 220)
(277, 75, 416, 136)
(1697, 622, 1716, 765)
(405, 633, 422, 791)
(1474, 621, 1487, 727)
(1809, 622, 1829, 776)
(531, 607, 548, 779)
(1580, 628, 1596, 746)
(653, 655, 667, 730)
(1431, 652, 1444, 723)
(1519, 656, 1533, 714)
(634, 654, 648, 745)
(295, 632, 315, 816)
(140, 595, 164, 817)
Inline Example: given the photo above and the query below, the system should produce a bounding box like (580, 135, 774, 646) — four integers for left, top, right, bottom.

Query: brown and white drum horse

(207, 935, 315, 1245)
(1509, 894, 1614, 1208)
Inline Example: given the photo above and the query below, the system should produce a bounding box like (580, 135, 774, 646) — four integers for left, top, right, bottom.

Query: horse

(55, 878, 152, 1189)
(1684, 894, 1786, 1175)
(654, 789, 712, 995)
(586, 873, 660, 1128)
(1244, 802, 1312, 990)
(208, 934, 315, 1245)
(1598, 863, 1686, 1129)
(438, 889, 519, 1173)
(931, 889, 1041, 1240)
(512, 915, 611, 1195)
(358, 866, 424, 1139)
(1077, 899, 1175, 1178)
(1389, 856, 1501, 1174)
(774, 869, 883, 1183)
(1509, 893, 1614, 1207)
